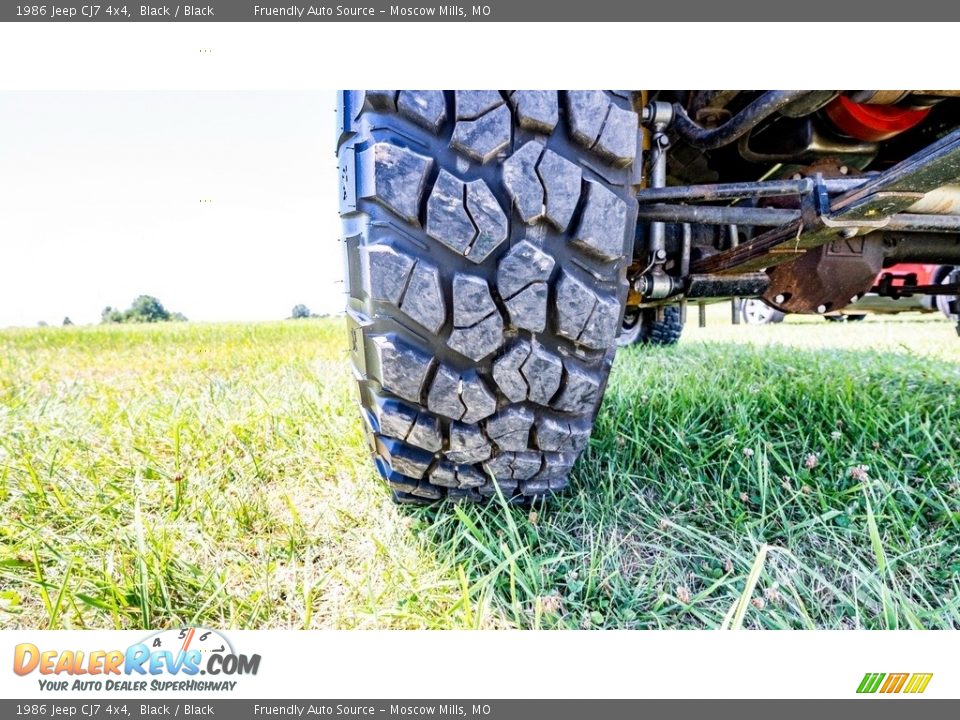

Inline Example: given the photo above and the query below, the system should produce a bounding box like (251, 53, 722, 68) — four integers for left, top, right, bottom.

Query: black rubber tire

(825, 314, 866, 322)
(617, 306, 683, 346)
(936, 266, 958, 322)
(337, 91, 640, 503)
(643, 306, 684, 345)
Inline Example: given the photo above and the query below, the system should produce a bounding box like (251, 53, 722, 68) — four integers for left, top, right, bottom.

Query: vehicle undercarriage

(629, 90, 960, 333)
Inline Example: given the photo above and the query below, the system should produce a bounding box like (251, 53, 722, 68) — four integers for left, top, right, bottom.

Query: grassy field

(1, 312, 959, 630)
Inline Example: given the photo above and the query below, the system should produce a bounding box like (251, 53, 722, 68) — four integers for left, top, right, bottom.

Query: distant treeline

(41, 297, 329, 327)
(102, 295, 188, 324)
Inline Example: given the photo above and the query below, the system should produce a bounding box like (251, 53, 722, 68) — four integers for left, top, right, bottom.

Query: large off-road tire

(337, 90, 640, 503)
(617, 306, 683, 346)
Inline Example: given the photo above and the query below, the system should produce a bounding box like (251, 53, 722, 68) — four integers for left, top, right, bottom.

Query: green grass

(1, 313, 959, 629)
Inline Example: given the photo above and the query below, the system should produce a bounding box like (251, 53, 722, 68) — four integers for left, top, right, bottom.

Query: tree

(126, 295, 171, 323)
(290, 304, 312, 319)
(101, 296, 188, 324)
(101, 306, 124, 323)
(63, 317, 73, 326)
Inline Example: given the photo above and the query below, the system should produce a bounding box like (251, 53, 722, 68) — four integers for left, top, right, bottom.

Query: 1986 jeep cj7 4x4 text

(336, 90, 960, 504)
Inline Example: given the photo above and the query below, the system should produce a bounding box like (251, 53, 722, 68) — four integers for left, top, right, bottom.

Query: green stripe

(868, 673, 886, 693)
(857, 673, 885, 693)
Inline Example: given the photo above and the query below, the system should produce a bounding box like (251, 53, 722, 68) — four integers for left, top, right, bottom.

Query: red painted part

(879, 263, 940, 286)
(825, 96, 931, 142)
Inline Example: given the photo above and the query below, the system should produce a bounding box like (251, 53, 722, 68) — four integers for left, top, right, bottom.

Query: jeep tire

(337, 91, 640, 503)
(617, 305, 684, 346)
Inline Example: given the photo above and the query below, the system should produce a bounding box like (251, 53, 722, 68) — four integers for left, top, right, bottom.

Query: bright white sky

(0, 91, 342, 328)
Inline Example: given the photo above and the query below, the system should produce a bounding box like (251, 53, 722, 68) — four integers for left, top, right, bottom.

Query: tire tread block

(492, 340, 562, 406)
(449, 274, 504, 361)
(398, 90, 447, 132)
(426, 365, 497, 424)
(486, 406, 535, 452)
(372, 336, 434, 404)
(451, 104, 512, 163)
(364, 244, 446, 334)
(555, 271, 619, 349)
(362, 143, 432, 225)
(566, 91, 639, 167)
(510, 90, 559, 134)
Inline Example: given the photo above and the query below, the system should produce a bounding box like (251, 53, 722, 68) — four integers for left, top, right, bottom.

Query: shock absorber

(647, 102, 671, 265)
(635, 101, 681, 301)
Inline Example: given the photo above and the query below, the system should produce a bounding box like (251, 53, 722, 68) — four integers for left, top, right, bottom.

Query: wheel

(338, 91, 640, 503)
(824, 313, 866, 322)
(741, 298, 785, 325)
(617, 306, 684, 346)
(936, 267, 958, 322)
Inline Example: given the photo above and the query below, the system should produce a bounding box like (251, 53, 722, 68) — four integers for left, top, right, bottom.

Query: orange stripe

(881, 673, 907, 693)
(181, 627, 196, 653)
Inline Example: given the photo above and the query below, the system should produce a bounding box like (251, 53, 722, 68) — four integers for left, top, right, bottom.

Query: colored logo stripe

(880, 673, 909, 693)
(904, 673, 934, 694)
(857, 672, 932, 694)
(857, 673, 885, 694)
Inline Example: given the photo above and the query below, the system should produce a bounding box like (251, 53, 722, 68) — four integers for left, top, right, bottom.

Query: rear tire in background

(825, 314, 866, 322)
(337, 91, 640, 503)
(936, 267, 959, 323)
(741, 298, 785, 325)
(617, 306, 684, 346)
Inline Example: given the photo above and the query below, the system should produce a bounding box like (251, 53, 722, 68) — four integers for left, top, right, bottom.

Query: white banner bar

(1, 630, 953, 699)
